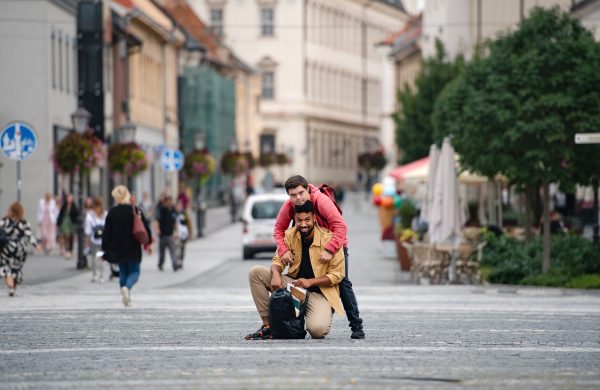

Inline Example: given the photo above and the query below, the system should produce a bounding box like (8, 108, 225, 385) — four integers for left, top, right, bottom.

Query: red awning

(389, 157, 429, 182)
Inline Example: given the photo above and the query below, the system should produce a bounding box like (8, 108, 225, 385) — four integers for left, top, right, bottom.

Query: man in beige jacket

(246, 201, 345, 340)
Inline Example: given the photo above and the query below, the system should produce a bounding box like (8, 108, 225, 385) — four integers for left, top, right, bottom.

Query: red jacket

(274, 184, 348, 256)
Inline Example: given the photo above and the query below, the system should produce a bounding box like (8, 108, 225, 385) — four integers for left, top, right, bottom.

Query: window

(251, 201, 284, 219)
(262, 71, 274, 99)
(211, 9, 223, 37)
(58, 31, 63, 90)
(65, 36, 70, 93)
(261, 8, 274, 36)
(260, 134, 275, 154)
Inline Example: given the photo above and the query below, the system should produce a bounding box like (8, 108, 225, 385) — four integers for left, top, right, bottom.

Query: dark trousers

(159, 235, 179, 269)
(340, 247, 363, 330)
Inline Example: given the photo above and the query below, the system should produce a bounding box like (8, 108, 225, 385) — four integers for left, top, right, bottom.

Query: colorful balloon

(373, 195, 382, 206)
(381, 197, 394, 208)
(383, 185, 396, 197)
(394, 195, 402, 208)
(372, 183, 383, 196)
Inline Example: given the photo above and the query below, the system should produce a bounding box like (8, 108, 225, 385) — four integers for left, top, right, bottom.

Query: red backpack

(317, 184, 343, 228)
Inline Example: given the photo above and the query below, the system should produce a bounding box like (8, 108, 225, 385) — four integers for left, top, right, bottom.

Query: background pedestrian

(37, 192, 58, 255)
(154, 195, 181, 271)
(175, 199, 191, 263)
(55, 195, 63, 255)
(0, 202, 41, 296)
(85, 196, 108, 283)
(102, 186, 153, 307)
(140, 192, 154, 219)
(57, 194, 78, 259)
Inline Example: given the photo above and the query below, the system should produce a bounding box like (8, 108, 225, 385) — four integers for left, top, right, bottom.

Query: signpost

(575, 133, 600, 243)
(0, 122, 38, 202)
(159, 148, 185, 173)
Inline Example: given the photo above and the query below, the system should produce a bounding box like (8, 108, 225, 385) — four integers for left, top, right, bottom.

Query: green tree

(433, 7, 600, 272)
(393, 39, 463, 164)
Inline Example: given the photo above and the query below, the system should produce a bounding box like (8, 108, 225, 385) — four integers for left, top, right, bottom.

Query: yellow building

(127, 0, 185, 197)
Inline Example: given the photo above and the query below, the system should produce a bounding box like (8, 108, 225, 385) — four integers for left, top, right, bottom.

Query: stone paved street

(1, 194, 599, 389)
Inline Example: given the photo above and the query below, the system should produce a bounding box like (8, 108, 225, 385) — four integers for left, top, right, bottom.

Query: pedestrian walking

(57, 194, 78, 259)
(177, 182, 189, 210)
(140, 192, 154, 219)
(83, 197, 94, 216)
(154, 195, 181, 271)
(102, 186, 153, 307)
(55, 195, 64, 255)
(85, 197, 108, 283)
(1, 202, 41, 296)
(175, 200, 192, 262)
(37, 192, 59, 254)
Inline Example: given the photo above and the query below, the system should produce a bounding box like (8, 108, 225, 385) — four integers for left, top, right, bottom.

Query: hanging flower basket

(220, 151, 249, 177)
(183, 149, 215, 184)
(275, 153, 291, 166)
(244, 152, 257, 170)
(258, 153, 275, 168)
(108, 142, 148, 178)
(358, 151, 387, 171)
(52, 130, 105, 175)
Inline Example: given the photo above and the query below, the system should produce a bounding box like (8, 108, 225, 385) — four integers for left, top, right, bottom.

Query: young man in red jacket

(274, 175, 364, 339)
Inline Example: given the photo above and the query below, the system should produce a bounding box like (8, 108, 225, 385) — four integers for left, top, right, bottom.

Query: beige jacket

(272, 226, 345, 316)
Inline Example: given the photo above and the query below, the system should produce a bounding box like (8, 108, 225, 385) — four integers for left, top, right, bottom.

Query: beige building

(422, 0, 573, 61)
(572, 0, 600, 41)
(189, 0, 409, 185)
(126, 0, 185, 197)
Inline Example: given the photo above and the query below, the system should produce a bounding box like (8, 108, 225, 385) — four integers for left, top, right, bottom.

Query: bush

(481, 232, 600, 288)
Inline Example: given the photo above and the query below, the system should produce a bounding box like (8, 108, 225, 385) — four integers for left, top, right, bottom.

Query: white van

(242, 192, 289, 259)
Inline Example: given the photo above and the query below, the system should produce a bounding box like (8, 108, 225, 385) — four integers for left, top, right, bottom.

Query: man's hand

(319, 250, 333, 263)
(293, 278, 312, 289)
(281, 251, 294, 266)
(271, 273, 283, 292)
(155, 228, 161, 237)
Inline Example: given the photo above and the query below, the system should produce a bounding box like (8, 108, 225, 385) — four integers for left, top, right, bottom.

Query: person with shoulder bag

(102, 186, 153, 307)
(85, 196, 108, 283)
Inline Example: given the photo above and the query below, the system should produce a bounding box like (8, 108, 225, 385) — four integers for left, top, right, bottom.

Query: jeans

(340, 247, 363, 330)
(118, 261, 140, 290)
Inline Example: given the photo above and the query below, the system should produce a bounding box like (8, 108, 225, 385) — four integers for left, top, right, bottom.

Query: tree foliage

(393, 39, 463, 164)
(433, 6, 600, 271)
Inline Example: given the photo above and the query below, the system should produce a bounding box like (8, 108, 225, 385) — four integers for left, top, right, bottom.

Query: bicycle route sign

(160, 148, 185, 172)
(0, 121, 38, 161)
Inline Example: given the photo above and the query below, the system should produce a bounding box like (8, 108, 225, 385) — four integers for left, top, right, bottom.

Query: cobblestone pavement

(1, 194, 599, 389)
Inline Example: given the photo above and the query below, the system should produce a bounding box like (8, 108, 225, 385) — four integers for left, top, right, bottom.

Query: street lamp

(71, 106, 91, 270)
(194, 133, 206, 237)
(71, 106, 92, 135)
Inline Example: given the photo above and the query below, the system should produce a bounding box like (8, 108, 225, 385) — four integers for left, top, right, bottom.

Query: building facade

(422, 0, 573, 61)
(572, 0, 600, 41)
(0, 0, 78, 231)
(189, 0, 409, 185)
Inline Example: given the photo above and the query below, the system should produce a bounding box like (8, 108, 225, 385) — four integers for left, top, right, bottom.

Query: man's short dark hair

(285, 175, 310, 193)
(294, 200, 314, 215)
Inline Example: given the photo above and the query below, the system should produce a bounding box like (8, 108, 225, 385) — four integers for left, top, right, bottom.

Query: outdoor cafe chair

(402, 242, 445, 285)
(466, 242, 487, 284)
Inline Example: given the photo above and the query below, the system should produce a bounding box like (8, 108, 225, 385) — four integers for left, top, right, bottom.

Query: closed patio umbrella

(420, 144, 439, 225)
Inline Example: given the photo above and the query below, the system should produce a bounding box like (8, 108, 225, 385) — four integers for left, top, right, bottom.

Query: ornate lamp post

(119, 121, 137, 189)
(194, 133, 207, 237)
(71, 106, 92, 270)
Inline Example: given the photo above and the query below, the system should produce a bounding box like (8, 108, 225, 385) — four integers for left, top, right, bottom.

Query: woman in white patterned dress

(0, 202, 41, 296)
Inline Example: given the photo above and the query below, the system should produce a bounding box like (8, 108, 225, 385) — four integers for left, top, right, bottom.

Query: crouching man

(246, 201, 345, 340)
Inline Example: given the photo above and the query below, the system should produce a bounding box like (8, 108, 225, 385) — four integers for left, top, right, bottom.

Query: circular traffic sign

(0, 121, 38, 161)
(160, 148, 185, 173)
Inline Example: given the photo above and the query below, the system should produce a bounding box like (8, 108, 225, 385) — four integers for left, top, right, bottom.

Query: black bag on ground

(268, 288, 309, 339)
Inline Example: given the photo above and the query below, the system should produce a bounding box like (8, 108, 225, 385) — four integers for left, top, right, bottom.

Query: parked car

(242, 192, 288, 259)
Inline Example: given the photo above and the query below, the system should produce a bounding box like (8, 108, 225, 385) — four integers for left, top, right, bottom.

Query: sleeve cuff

(325, 249, 334, 256)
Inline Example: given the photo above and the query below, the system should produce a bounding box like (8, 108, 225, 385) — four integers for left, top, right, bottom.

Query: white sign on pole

(160, 148, 185, 173)
(0, 122, 38, 161)
(575, 133, 600, 144)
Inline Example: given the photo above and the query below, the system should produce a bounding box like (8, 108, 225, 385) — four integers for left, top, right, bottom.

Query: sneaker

(121, 286, 131, 307)
(98, 277, 104, 284)
(8, 288, 15, 297)
(158, 265, 164, 271)
(351, 329, 365, 339)
(245, 325, 273, 340)
(91, 275, 98, 283)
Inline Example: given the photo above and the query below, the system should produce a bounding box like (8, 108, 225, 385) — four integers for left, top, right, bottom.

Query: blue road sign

(0, 122, 38, 161)
(160, 148, 185, 173)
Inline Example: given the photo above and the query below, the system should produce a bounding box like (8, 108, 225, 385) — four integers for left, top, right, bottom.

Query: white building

(572, 0, 600, 42)
(189, 0, 409, 185)
(422, 0, 573, 62)
(0, 0, 78, 229)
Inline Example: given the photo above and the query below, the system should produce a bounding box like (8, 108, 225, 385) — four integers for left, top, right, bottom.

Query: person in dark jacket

(56, 193, 79, 259)
(102, 185, 153, 307)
